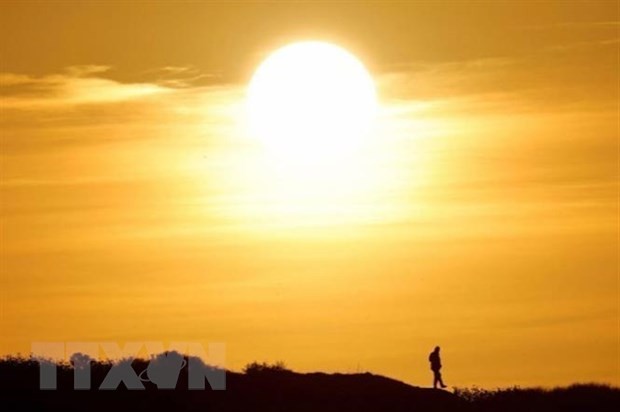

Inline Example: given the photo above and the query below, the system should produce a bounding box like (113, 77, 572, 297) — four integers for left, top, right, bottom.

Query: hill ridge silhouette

(1, 354, 617, 412)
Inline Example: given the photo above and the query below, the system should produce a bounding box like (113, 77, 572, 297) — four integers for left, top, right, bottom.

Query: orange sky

(1, 1, 618, 387)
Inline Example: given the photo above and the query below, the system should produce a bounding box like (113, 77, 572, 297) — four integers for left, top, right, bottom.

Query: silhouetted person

(429, 346, 447, 389)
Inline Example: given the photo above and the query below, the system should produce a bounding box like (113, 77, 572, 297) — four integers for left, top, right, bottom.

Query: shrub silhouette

(453, 384, 618, 412)
(243, 361, 291, 375)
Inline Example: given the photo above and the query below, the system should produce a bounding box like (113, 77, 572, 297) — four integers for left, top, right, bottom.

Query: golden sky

(1, 1, 618, 387)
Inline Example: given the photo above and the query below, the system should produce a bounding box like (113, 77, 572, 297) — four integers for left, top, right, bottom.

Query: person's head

(434, 346, 440, 353)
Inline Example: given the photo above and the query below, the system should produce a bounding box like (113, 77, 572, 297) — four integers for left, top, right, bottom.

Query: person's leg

(438, 371, 447, 388)
(433, 370, 439, 388)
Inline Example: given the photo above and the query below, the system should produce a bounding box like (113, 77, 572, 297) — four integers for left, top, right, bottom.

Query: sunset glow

(0, 1, 617, 390)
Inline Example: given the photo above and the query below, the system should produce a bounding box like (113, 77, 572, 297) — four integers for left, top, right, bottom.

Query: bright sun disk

(246, 41, 377, 161)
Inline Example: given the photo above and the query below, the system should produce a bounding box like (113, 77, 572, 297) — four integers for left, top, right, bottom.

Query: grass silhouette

(0, 354, 617, 411)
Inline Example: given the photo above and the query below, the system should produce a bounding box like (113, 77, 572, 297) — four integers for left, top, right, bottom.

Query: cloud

(377, 36, 618, 114)
(65, 65, 112, 76)
(0, 65, 246, 161)
(543, 38, 620, 52)
(1, 66, 171, 109)
(521, 21, 620, 30)
(140, 65, 220, 88)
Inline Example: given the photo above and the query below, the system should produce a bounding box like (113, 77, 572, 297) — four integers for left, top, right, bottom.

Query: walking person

(429, 346, 447, 389)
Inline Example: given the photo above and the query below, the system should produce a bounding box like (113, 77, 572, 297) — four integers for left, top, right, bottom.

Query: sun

(246, 41, 377, 160)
